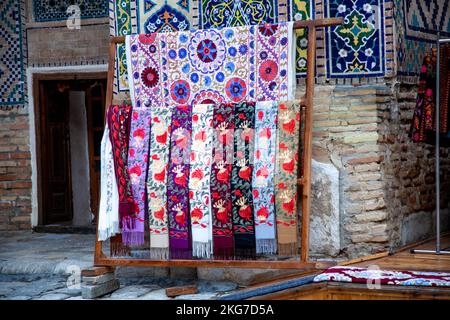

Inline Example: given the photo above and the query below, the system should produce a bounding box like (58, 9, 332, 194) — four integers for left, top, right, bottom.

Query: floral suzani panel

(126, 23, 295, 109)
(325, 0, 385, 77)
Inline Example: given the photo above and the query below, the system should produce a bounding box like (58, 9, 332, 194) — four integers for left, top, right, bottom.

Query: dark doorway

(37, 76, 106, 228)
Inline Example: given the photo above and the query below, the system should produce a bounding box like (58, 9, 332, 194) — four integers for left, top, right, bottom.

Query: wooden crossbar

(95, 17, 343, 269)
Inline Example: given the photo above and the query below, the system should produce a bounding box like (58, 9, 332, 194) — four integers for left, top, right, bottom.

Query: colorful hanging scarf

(126, 22, 296, 109)
(410, 50, 437, 143)
(147, 106, 172, 259)
(211, 103, 234, 259)
(107, 105, 134, 223)
(98, 124, 120, 241)
(252, 101, 277, 254)
(275, 101, 300, 256)
(440, 44, 450, 135)
(124, 107, 151, 246)
(189, 104, 214, 258)
(167, 105, 192, 259)
(231, 102, 256, 259)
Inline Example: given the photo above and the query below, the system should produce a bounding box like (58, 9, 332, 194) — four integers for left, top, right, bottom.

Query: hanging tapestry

(147, 106, 172, 259)
(231, 102, 256, 259)
(98, 124, 120, 241)
(410, 50, 437, 143)
(126, 22, 296, 109)
(439, 44, 450, 136)
(210, 103, 235, 259)
(252, 101, 278, 254)
(189, 104, 214, 258)
(167, 105, 192, 259)
(275, 101, 300, 256)
(124, 107, 152, 246)
(107, 105, 134, 223)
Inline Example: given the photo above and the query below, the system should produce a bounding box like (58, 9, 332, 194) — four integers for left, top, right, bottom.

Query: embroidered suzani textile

(126, 22, 296, 109)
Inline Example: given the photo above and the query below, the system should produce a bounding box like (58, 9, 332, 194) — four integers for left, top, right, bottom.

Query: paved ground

(0, 231, 238, 300)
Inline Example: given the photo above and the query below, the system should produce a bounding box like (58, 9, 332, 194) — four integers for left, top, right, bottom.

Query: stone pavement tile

(37, 293, 70, 300)
(197, 281, 238, 293)
(108, 284, 161, 299)
(65, 296, 85, 300)
(3, 295, 32, 300)
(137, 288, 172, 300)
(174, 293, 218, 300)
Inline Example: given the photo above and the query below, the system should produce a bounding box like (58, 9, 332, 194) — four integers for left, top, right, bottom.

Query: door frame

(28, 66, 108, 226)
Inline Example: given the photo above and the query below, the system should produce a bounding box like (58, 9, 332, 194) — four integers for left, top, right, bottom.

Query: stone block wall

(382, 83, 450, 248)
(0, 108, 32, 230)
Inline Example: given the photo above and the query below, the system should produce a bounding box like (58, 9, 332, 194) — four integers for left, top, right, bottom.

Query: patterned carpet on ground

(313, 266, 450, 287)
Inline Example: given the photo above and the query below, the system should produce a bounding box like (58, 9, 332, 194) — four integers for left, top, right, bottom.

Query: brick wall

(0, 108, 32, 230)
(27, 23, 109, 67)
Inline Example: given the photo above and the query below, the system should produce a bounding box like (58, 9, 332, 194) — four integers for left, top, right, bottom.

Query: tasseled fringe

(122, 231, 145, 247)
(234, 247, 256, 260)
(192, 241, 212, 259)
(170, 248, 192, 260)
(111, 242, 131, 257)
(213, 247, 234, 260)
(149, 247, 169, 260)
(256, 239, 277, 255)
(278, 242, 298, 256)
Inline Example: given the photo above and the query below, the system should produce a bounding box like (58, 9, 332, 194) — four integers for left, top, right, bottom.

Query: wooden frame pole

(94, 17, 343, 269)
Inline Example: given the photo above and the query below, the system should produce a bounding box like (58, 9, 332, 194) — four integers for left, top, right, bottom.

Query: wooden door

(85, 80, 106, 224)
(39, 81, 73, 224)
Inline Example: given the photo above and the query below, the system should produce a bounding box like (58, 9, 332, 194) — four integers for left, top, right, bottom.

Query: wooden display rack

(94, 18, 343, 270)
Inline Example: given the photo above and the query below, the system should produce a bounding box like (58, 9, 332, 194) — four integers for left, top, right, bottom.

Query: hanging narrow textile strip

(189, 104, 214, 258)
(107, 105, 134, 224)
(410, 50, 437, 143)
(126, 33, 164, 109)
(98, 124, 120, 241)
(275, 101, 301, 256)
(167, 105, 192, 259)
(126, 22, 296, 109)
(211, 103, 234, 259)
(440, 44, 450, 135)
(231, 102, 256, 259)
(147, 106, 172, 260)
(252, 101, 278, 254)
(123, 107, 151, 246)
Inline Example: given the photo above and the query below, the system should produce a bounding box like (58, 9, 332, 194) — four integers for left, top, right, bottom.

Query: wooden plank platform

(238, 235, 450, 300)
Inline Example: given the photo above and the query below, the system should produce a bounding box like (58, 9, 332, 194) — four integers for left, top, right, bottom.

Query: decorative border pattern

(287, 0, 314, 76)
(402, 0, 450, 41)
(325, 0, 386, 78)
(33, 0, 108, 22)
(198, 0, 279, 29)
(0, 0, 25, 108)
(396, 0, 450, 83)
